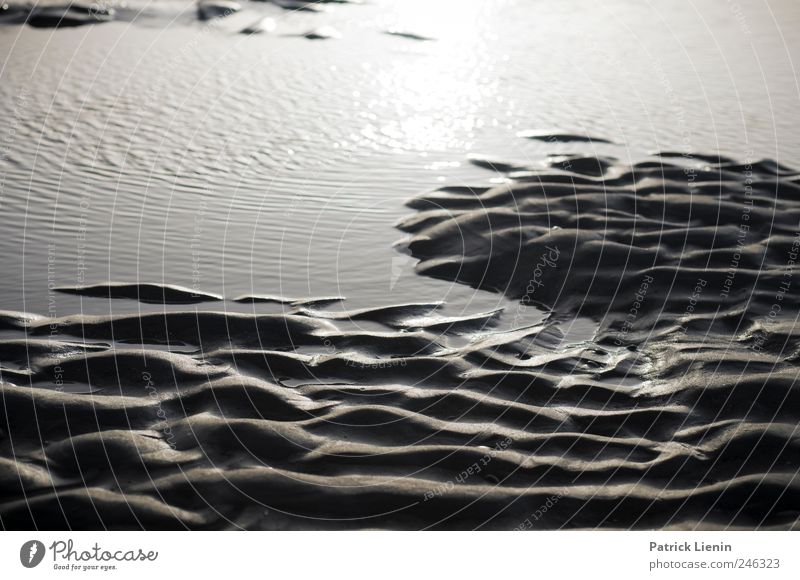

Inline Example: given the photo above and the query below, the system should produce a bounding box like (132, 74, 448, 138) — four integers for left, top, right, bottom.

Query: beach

(1, 0, 799, 530)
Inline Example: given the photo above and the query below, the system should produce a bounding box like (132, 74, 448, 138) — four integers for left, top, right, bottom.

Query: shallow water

(1, 0, 799, 317)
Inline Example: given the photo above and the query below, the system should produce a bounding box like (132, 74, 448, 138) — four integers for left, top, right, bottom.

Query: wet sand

(2, 165, 800, 529)
(2, 1, 800, 530)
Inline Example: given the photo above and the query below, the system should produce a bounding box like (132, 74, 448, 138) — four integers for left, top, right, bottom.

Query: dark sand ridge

(0, 0, 430, 49)
(0, 0, 353, 32)
(0, 0, 376, 37)
(398, 150, 800, 328)
(54, 282, 223, 304)
(0, 3, 115, 28)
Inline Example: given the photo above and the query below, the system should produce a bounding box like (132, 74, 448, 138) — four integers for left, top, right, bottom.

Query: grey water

(1, 0, 798, 322)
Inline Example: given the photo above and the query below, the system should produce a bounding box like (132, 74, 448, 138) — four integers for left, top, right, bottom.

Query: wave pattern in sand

(2, 151, 800, 529)
(1, 272, 799, 529)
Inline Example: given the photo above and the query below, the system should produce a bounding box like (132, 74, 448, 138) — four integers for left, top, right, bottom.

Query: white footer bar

(1, 531, 797, 578)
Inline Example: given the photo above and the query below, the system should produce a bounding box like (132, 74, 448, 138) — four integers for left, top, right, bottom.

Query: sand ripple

(2, 273, 799, 529)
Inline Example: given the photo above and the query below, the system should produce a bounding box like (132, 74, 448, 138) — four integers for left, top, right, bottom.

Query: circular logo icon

(20, 540, 45, 568)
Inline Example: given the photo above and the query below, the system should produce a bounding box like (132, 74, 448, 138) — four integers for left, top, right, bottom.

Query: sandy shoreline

(3, 143, 800, 530)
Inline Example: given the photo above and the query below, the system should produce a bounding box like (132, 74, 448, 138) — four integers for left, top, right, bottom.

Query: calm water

(1, 0, 799, 317)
